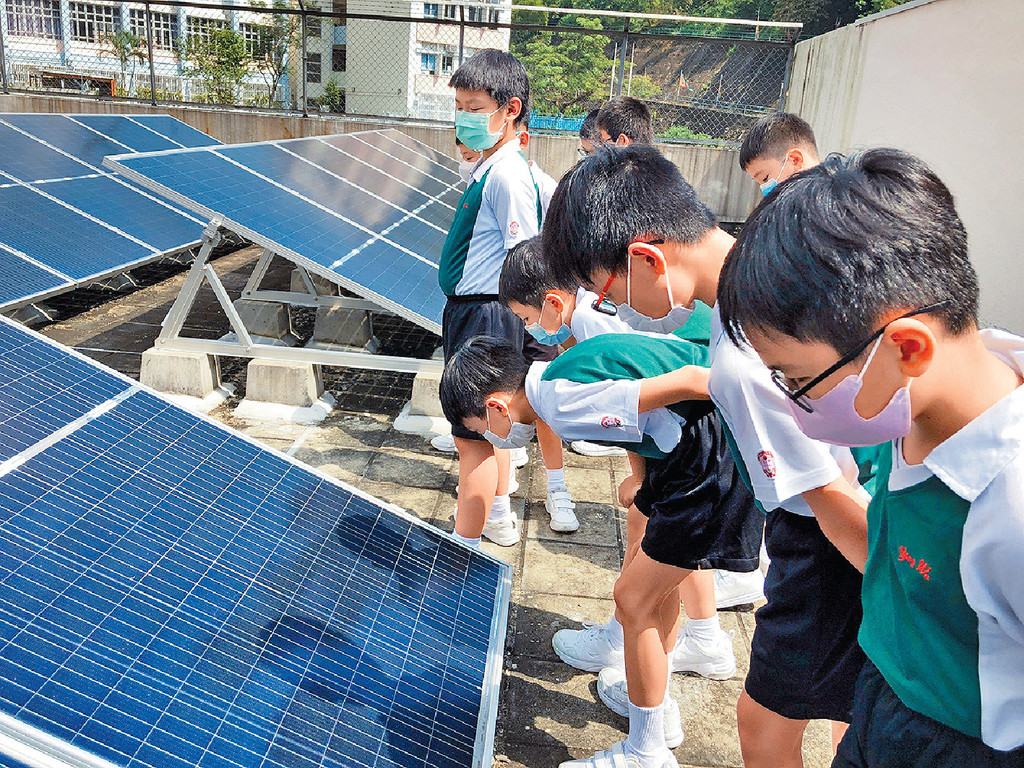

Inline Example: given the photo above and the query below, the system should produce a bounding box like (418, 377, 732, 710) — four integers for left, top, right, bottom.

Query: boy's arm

(618, 452, 646, 508)
(801, 476, 869, 572)
(637, 365, 710, 412)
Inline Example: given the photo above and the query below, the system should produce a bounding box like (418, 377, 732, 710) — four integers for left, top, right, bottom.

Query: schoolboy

(440, 48, 545, 549)
(579, 107, 602, 157)
(441, 334, 762, 768)
(718, 148, 1024, 764)
(454, 137, 482, 184)
(499, 237, 742, 682)
(739, 112, 819, 197)
(596, 96, 655, 146)
(542, 145, 871, 767)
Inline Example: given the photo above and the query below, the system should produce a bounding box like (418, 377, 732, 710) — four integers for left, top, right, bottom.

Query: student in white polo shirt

(718, 147, 1024, 765)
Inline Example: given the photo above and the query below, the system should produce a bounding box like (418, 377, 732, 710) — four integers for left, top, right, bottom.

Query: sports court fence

(0, 0, 800, 142)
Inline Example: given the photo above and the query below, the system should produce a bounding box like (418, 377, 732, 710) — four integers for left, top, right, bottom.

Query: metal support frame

(154, 220, 443, 376)
(144, 2, 158, 105)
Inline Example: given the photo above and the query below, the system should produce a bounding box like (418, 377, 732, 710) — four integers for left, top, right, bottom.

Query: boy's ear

(505, 97, 523, 122)
(485, 395, 511, 418)
(626, 241, 668, 275)
(788, 147, 808, 172)
(885, 318, 936, 379)
(544, 292, 565, 314)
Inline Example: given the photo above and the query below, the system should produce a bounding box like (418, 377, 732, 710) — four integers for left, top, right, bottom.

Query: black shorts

(833, 660, 1024, 767)
(521, 331, 559, 363)
(442, 296, 525, 441)
(745, 508, 866, 722)
(633, 409, 761, 572)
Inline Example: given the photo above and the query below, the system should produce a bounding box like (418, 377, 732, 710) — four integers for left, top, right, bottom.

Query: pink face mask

(786, 336, 913, 448)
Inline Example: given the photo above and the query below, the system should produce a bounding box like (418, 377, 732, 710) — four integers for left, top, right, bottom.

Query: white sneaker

(596, 667, 685, 749)
(481, 514, 520, 547)
(430, 433, 456, 452)
(558, 741, 678, 768)
(545, 489, 579, 532)
(552, 622, 624, 672)
(570, 440, 628, 457)
(671, 628, 735, 680)
(713, 569, 765, 609)
(511, 446, 529, 467)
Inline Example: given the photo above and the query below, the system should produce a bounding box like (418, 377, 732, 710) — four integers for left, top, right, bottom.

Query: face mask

(759, 156, 789, 197)
(455, 107, 504, 152)
(615, 252, 693, 334)
(458, 160, 475, 184)
(786, 336, 913, 447)
(483, 407, 536, 450)
(525, 297, 572, 346)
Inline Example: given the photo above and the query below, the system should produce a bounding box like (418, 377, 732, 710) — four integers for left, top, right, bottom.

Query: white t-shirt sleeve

(484, 164, 541, 250)
(570, 288, 634, 342)
(708, 306, 841, 512)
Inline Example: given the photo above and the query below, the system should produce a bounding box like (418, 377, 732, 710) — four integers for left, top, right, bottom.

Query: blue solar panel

(0, 114, 210, 310)
(0, 318, 510, 768)
(106, 130, 463, 333)
(127, 115, 221, 149)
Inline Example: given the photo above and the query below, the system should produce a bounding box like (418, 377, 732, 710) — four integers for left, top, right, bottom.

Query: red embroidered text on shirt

(509, 221, 520, 237)
(600, 415, 622, 428)
(897, 545, 931, 581)
(757, 450, 776, 478)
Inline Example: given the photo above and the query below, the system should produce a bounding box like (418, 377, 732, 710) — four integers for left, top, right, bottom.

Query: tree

(101, 30, 148, 97)
(248, 0, 300, 107)
(178, 28, 252, 105)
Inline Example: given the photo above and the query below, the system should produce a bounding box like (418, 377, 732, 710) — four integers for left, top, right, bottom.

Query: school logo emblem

(757, 450, 776, 478)
(600, 415, 621, 428)
(509, 220, 520, 237)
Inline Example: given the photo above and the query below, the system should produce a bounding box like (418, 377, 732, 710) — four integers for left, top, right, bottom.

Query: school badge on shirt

(757, 450, 777, 478)
(600, 415, 621, 428)
(509, 220, 520, 238)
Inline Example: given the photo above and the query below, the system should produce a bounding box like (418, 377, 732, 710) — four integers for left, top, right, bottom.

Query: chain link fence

(0, 0, 799, 142)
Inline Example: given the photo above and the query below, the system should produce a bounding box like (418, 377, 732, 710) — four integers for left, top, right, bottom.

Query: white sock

(489, 494, 511, 521)
(452, 531, 481, 549)
(685, 615, 721, 646)
(604, 614, 625, 650)
(546, 467, 567, 493)
(625, 700, 667, 762)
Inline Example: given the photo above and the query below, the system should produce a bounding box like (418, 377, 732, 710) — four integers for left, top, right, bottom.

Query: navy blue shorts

(442, 296, 527, 441)
(744, 507, 866, 722)
(633, 409, 762, 572)
(833, 660, 1024, 767)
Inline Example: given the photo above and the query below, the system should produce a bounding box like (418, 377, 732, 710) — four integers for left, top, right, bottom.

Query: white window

(306, 15, 321, 36)
(129, 9, 178, 50)
(423, 3, 438, 18)
(186, 16, 227, 41)
(442, 3, 457, 19)
(5, 0, 61, 38)
(442, 53, 454, 73)
(305, 51, 321, 83)
(240, 22, 275, 57)
(420, 52, 437, 75)
(69, 2, 120, 43)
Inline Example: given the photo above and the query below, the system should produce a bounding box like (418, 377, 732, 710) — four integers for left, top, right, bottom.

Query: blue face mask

(455, 107, 503, 151)
(526, 322, 571, 346)
(759, 156, 789, 197)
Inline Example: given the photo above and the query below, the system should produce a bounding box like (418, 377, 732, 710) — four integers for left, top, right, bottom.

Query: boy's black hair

(718, 148, 978, 353)
(739, 112, 818, 170)
(455, 137, 464, 146)
(439, 336, 531, 426)
(579, 108, 601, 141)
(541, 145, 716, 286)
(499, 237, 579, 308)
(449, 49, 531, 127)
(596, 97, 654, 145)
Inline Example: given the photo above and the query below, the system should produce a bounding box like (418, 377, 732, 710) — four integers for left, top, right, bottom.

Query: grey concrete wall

(787, 0, 1024, 333)
(0, 92, 761, 222)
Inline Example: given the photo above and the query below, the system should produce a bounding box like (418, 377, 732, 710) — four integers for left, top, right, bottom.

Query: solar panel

(105, 129, 463, 334)
(0, 316, 511, 768)
(0, 114, 219, 312)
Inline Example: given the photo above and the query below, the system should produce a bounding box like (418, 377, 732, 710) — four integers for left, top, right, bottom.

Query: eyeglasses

(588, 239, 665, 317)
(771, 301, 951, 413)
(577, 147, 590, 159)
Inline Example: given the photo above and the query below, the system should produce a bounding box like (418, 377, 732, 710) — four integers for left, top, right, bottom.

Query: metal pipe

(144, 2, 158, 105)
(0, 18, 9, 94)
(300, 9, 308, 117)
(615, 19, 629, 97)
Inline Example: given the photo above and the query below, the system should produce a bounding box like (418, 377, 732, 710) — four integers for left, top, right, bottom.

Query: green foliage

(100, 30, 147, 96)
(135, 86, 183, 102)
(657, 124, 713, 140)
(247, 0, 301, 105)
(178, 28, 252, 105)
(322, 77, 344, 112)
(856, 0, 913, 16)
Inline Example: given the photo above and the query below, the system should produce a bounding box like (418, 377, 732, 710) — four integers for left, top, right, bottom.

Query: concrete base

(141, 347, 221, 398)
(311, 304, 375, 348)
(393, 400, 451, 437)
(161, 384, 236, 414)
(232, 299, 294, 341)
(245, 358, 324, 408)
(290, 268, 340, 296)
(234, 392, 336, 425)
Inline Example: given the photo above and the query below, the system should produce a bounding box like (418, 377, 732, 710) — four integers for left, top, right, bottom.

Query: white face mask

(616, 253, 693, 334)
(458, 159, 476, 184)
(483, 408, 536, 450)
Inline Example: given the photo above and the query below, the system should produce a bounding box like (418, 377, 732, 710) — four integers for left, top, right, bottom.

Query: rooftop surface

(36, 245, 834, 768)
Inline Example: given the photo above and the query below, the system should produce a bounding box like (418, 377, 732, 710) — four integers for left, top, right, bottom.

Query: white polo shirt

(570, 286, 633, 342)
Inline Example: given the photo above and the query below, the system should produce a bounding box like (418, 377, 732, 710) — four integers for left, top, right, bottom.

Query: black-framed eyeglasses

(589, 239, 665, 316)
(771, 301, 951, 413)
(577, 147, 590, 159)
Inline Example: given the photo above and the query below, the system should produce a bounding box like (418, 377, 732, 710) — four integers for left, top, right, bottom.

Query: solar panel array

(105, 130, 463, 335)
(0, 317, 511, 768)
(0, 114, 220, 312)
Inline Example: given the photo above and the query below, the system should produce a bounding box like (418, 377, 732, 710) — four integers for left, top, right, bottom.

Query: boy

(440, 334, 762, 768)
(597, 96, 655, 147)
(440, 49, 545, 548)
(739, 112, 819, 197)
(542, 146, 871, 767)
(718, 148, 1024, 763)
(579, 107, 602, 157)
(455, 137, 481, 184)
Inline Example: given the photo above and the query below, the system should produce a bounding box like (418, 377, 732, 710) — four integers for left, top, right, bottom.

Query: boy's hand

(618, 474, 642, 508)
(638, 365, 711, 412)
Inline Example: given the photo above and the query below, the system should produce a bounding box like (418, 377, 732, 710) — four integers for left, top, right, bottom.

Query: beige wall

(0, 92, 761, 222)
(788, 0, 1024, 332)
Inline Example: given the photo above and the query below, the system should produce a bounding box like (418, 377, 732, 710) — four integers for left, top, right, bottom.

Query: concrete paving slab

(527, 500, 621, 548)
(511, 594, 616, 663)
(363, 448, 454, 489)
(531, 466, 619, 506)
(523, 538, 621, 597)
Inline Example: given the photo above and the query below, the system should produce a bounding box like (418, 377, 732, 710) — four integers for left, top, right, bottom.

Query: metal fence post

(300, 9, 308, 116)
(615, 19, 629, 97)
(0, 21, 9, 94)
(144, 2, 158, 105)
(779, 39, 797, 109)
(458, 3, 465, 66)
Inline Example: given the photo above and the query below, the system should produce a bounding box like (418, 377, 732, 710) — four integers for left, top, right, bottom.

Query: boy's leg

(453, 437, 499, 540)
(537, 419, 579, 532)
(737, 690, 809, 768)
(672, 570, 735, 680)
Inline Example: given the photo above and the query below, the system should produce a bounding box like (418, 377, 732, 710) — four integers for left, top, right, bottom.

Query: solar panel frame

(0, 316, 512, 768)
(104, 130, 464, 335)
